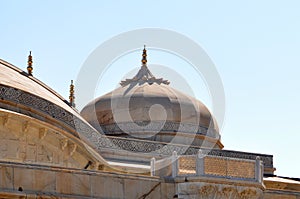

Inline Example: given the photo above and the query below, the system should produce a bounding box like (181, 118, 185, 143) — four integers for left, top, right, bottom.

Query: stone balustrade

(151, 150, 264, 183)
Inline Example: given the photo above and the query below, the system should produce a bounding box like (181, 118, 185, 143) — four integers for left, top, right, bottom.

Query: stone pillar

(150, 157, 155, 176)
(172, 151, 178, 178)
(196, 149, 204, 176)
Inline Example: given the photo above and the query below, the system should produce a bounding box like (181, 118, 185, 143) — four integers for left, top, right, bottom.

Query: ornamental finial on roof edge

(27, 51, 33, 76)
(69, 80, 75, 108)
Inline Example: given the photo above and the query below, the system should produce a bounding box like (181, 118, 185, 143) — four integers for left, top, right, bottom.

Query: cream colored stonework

(0, 109, 102, 169)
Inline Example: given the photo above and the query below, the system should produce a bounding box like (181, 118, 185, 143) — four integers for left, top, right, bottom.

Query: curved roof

(81, 83, 217, 130)
(0, 59, 77, 115)
(0, 58, 108, 163)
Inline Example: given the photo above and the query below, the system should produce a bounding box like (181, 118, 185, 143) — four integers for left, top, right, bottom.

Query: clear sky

(1, 1, 300, 177)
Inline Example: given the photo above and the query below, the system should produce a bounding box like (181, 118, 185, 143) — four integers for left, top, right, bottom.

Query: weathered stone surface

(14, 167, 56, 192)
(91, 175, 124, 198)
(0, 110, 100, 169)
(124, 178, 161, 199)
(0, 166, 13, 189)
(161, 182, 176, 199)
(263, 193, 297, 199)
(177, 182, 264, 199)
(56, 172, 91, 196)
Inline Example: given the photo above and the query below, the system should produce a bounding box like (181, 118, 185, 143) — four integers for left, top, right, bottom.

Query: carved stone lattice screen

(204, 156, 256, 179)
(204, 156, 227, 176)
(152, 152, 262, 183)
(178, 156, 196, 175)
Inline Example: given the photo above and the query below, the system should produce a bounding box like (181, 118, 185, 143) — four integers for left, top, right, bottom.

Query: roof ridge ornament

(120, 46, 170, 87)
(27, 51, 33, 76)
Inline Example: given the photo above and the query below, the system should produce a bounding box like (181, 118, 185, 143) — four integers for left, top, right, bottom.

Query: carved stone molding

(60, 138, 68, 151)
(39, 128, 47, 140)
(1, 113, 10, 127)
(178, 183, 263, 199)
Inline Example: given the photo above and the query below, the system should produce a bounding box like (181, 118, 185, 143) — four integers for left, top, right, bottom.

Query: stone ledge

(0, 161, 164, 199)
(0, 160, 160, 181)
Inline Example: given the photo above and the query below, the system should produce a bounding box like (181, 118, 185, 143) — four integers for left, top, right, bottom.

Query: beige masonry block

(71, 150, 89, 168)
(25, 144, 37, 162)
(56, 172, 91, 196)
(263, 193, 297, 199)
(0, 139, 7, 158)
(161, 182, 176, 199)
(26, 127, 39, 145)
(43, 131, 60, 149)
(0, 127, 7, 139)
(123, 178, 161, 199)
(5, 139, 19, 159)
(91, 175, 124, 198)
(14, 167, 56, 192)
(25, 194, 39, 199)
(37, 145, 53, 163)
(6, 120, 22, 138)
(0, 166, 13, 189)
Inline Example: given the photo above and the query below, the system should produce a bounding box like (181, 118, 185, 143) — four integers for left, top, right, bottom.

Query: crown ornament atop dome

(141, 45, 147, 65)
(120, 46, 170, 87)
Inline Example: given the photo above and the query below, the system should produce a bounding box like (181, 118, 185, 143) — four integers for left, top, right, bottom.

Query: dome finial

(141, 45, 147, 65)
(27, 51, 33, 76)
(69, 80, 75, 107)
(120, 46, 170, 86)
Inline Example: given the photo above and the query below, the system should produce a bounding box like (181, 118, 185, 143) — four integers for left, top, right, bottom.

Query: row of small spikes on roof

(25, 51, 75, 108)
(24, 46, 148, 108)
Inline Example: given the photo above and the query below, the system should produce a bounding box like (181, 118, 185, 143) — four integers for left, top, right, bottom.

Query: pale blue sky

(1, 1, 300, 177)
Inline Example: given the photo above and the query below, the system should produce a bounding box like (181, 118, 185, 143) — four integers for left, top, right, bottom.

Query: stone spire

(27, 51, 33, 76)
(69, 80, 75, 107)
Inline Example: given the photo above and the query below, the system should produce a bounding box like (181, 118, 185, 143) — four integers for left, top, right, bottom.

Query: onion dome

(81, 47, 223, 149)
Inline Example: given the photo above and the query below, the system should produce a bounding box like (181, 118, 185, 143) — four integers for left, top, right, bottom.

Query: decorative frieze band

(101, 121, 215, 136)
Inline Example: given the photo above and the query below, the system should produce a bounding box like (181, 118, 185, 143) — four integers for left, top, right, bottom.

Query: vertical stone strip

(196, 149, 204, 176)
(255, 156, 263, 183)
(172, 151, 178, 178)
(150, 157, 155, 176)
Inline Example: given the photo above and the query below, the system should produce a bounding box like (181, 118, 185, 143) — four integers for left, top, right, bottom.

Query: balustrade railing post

(260, 160, 264, 183)
(196, 149, 204, 176)
(150, 157, 155, 176)
(226, 157, 228, 177)
(172, 151, 178, 178)
(255, 156, 263, 183)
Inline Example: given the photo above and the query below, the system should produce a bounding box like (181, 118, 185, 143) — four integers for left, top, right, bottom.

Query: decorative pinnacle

(27, 51, 33, 76)
(141, 45, 147, 65)
(120, 46, 170, 87)
(69, 80, 75, 107)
